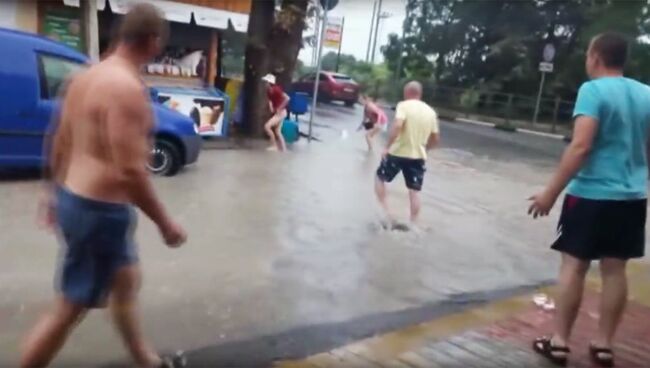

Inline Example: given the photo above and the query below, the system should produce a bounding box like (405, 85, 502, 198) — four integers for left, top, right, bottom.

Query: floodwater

(0, 105, 575, 366)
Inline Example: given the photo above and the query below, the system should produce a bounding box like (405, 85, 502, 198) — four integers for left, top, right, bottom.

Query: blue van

(0, 28, 201, 176)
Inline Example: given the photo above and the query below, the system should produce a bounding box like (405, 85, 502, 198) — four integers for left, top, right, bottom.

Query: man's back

(54, 59, 150, 203)
(389, 99, 438, 160)
(569, 77, 650, 200)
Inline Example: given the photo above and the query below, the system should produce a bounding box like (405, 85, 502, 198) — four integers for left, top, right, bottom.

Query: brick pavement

(275, 262, 650, 367)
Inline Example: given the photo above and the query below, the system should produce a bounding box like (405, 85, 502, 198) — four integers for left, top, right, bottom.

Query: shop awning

(64, 0, 248, 32)
(63, 0, 107, 11)
(108, 0, 193, 24)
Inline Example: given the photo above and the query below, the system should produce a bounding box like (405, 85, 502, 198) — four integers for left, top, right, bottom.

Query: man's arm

(426, 133, 440, 150)
(426, 113, 440, 150)
(529, 116, 598, 217)
(106, 82, 172, 229)
(384, 118, 404, 153)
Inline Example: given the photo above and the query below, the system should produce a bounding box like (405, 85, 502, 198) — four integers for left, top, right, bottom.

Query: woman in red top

(262, 74, 290, 151)
(360, 95, 388, 151)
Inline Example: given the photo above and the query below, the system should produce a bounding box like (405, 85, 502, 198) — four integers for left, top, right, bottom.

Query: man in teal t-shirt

(528, 32, 650, 366)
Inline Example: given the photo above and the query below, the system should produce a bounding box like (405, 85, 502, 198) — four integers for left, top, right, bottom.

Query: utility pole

(335, 17, 345, 72)
(394, 6, 408, 80)
(365, 1, 377, 63)
(311, 9, 321, 66)
(308, 0, 330, 142)
(80, 0, 99, 60)
(370, 0, 383, 64)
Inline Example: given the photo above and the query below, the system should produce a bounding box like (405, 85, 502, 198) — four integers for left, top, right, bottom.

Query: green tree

(320, 51, 356, 72)
(384, 0, 650, 100)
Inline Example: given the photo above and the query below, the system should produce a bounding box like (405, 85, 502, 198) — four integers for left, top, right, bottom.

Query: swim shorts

(55, 186, 138, 308)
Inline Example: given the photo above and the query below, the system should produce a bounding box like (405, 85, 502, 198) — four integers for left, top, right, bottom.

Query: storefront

(1, 0, 39, 34)
(33, 0, 250, 137)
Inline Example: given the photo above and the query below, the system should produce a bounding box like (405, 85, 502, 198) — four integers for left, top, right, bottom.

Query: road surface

(0, 103, 578, 366)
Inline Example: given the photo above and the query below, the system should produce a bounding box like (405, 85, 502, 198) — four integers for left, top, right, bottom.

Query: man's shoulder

(414, 100, 437, 116)
(91, 62, 143, 93)
(623, 78, 650, 96)
(578, 79, 599, 93)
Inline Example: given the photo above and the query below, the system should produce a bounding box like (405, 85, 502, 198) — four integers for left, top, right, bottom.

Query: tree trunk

(241, 0, 275, 137)
(268, 0, 309, 90)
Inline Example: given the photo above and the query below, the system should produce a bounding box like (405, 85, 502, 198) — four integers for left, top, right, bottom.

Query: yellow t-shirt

(389, 99, 439, 159)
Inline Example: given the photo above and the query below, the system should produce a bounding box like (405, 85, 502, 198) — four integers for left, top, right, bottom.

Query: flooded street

(0, 104, 577, 366)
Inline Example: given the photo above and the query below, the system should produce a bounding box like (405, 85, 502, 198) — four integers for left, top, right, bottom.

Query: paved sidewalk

(276, 263, 650, 367)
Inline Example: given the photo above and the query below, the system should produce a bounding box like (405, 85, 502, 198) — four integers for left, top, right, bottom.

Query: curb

(276, 263, 650, 368)
(455, 118, 566, 140)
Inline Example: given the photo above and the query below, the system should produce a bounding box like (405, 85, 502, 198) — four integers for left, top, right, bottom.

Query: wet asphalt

(0, 103, 572, 366)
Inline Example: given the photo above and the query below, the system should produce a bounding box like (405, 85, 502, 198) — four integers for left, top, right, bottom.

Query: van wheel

(148, 139, 181, 176)
(344, 100, 355, 107)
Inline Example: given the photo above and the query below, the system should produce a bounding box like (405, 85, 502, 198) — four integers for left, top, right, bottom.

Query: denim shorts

(55, 186, 138, 308)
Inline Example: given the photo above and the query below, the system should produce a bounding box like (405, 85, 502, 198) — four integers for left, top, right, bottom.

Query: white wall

(0, 0, 18, 29)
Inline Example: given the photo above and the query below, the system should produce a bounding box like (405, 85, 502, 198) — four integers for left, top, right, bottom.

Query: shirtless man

(21, 4, 186, 367)
(359, 95, 388, 151)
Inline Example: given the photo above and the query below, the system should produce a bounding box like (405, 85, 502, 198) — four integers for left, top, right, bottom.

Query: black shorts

(376, 154, 426, 191)
(363, 121, 375, 130)
(551, 194, 646, 260)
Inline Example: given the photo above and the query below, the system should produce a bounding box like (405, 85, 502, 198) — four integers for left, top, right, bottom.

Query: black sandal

(532, 337, 570, 367)
(590, 344, 615, 367)
(160, 351, 187, 368)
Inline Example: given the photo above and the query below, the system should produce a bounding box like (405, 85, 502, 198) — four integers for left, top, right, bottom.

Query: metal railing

(364, 81, 575, 134)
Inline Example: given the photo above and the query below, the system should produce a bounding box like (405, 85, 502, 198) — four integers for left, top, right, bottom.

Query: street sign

(323, 16, 343, 49)
(543, 43, 556, 62)
(539, 62, 554, 73)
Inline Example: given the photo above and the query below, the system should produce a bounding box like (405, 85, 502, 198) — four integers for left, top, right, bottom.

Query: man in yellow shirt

(375, 81, 440, 225)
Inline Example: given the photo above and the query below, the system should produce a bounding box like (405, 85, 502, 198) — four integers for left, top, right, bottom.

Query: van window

(38, 55, 85, 99)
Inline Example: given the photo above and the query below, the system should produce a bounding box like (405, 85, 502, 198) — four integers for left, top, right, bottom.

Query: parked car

(0, 27, 201, 176)
(292, 72, 360, 107)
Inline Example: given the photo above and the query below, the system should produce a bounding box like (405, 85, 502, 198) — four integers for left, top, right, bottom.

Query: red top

(364, 102, 388, 125)
(268, 85, 286, 113)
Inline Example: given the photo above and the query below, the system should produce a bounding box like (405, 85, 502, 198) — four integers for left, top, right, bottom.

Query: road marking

(517, 128, 564, 140)
(455, 118, 495, 128)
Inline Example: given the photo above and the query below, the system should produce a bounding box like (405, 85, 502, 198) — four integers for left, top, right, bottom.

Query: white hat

(262, 74, 276, 85)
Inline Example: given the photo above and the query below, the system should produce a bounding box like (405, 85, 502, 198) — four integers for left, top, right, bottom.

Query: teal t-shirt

(567, 77, 650, 200)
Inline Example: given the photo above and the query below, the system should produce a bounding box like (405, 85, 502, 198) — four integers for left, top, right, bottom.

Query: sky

(298, 0, 406, 66)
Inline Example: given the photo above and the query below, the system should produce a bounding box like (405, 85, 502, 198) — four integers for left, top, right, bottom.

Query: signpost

(308, 0, 330, 142)
(323, 16, 344, 49)
(533, 43, 556, 125)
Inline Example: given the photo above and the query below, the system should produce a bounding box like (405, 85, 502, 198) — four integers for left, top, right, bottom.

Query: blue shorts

(55, 186, 138, 308)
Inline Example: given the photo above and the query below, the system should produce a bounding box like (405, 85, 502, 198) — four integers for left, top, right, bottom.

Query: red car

(292, 72, 360, 107)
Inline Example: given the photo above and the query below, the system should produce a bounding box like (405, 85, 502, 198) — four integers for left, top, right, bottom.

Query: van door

(36, 54, 85, 165)
(0, 53, 85, 168)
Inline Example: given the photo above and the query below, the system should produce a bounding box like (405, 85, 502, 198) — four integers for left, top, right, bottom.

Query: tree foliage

(382, 0, 650, 99)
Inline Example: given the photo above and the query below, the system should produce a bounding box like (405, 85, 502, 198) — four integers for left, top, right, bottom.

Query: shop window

(221, 28, 245, 79)
(39, 5, 84, 52)
(38, 54, 86, 99)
